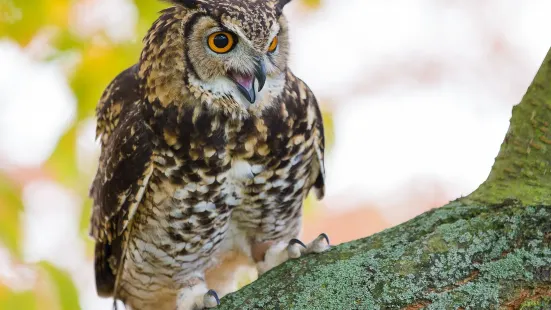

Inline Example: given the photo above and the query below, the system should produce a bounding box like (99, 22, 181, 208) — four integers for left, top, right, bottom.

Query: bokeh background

(1, 0, 550, 308)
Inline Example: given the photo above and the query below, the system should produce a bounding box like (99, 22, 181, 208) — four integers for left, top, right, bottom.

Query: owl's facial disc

(227, 58, 267, 104)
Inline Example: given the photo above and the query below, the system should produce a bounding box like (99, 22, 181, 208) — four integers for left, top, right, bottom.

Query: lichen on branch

(219, 201, 551, 309)
(467, 48, 551, 206)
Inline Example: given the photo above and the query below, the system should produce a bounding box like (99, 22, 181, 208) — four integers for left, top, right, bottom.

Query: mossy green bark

(520, 296, 551, 310)
(467, 48, 551, 206)
(218, 48, 551, 309)
(219, 201, 551, 309)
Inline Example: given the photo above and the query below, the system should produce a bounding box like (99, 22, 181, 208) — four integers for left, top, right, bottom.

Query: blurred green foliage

(0, 0, 328, 308)
(0, 289, 36, 310)
(0, 176, 23, 257)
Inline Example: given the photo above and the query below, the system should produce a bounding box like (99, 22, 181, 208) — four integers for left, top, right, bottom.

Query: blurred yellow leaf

(70, 43, 139, 120)
(303, 193, 318, 216)
(52, 29, 85, 53)
(133, 0, 171, 35)
(0, 175, 23, 256)
(79, 199, 95, 258)
(301, 0, 322, 9)
(0, 283, 37, 310)
(38, 262, 80, 310)
(321, 109, 335, 151)
(0, 0, 69, 45)
(79, 199, 92, 236)
(45, 124, 78, 185)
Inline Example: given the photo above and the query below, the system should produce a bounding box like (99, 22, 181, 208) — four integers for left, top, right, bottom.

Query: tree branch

(218, 47, 551, 309)
(467, 48, 551, 206)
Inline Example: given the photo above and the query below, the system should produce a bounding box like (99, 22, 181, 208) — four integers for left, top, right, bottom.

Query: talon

(308, 233, 331, 254)
(289, 238, 306, 248)
(287, 238, 306, 259)
(203, 289, 220, 308)
(319, 233, 330, 246)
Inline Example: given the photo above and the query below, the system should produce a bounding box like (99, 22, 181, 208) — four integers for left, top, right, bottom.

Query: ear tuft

(164, 0, 199, 9)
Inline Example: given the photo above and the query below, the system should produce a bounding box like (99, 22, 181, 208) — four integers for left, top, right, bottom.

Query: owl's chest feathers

(143, 104, 314, 239)
(150, 101, 311, 185)
(124, 101, 314, 283)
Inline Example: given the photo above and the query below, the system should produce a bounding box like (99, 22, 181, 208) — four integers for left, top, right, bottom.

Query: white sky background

(286, 0, 551, 220)
(1, 0, 551, 309)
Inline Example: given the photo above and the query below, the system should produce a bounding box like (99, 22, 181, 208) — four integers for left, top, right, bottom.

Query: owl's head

(140, 0, 294, 114)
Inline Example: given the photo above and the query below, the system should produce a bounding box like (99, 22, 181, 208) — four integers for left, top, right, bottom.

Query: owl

(89, 0, 329, 309)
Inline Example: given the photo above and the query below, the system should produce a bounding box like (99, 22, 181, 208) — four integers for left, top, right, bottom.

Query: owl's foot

(203, 290, 220, 308)
(255, 240, 297, 275)
(176, 282, 220, 310)
(305, 233, 331, 254)
(255, 233, 331, 275)
(287, 238, 307, 258)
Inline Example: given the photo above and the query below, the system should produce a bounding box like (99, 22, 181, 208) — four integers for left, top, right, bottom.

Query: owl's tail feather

(94, 241, 116, 297)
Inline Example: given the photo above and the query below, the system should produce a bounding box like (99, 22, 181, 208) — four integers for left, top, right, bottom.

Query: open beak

(228, 57, 267, 104)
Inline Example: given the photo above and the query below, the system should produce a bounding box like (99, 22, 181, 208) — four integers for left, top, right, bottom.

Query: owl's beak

(254, 58, 267, 92)
(228, 58, 267, 104)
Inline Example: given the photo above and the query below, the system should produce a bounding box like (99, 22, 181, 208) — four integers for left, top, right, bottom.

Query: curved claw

(319, 233, 330, 246)
(204, 289, 220, 308)
(307, 233, 331, 254)
(289, 238, 307, 249)
(287, 238, 307, 259)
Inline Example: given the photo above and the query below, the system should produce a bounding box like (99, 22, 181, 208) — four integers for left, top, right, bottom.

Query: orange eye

(208, 32, 235, 54)
(268, 36, 278, 53)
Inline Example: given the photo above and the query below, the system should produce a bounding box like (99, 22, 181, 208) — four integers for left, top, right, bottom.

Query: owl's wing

(89, 65, 155, 296)
(291, 74, 326, 200)
(95, 64, 139, 146)
(307, 86, 326, 200)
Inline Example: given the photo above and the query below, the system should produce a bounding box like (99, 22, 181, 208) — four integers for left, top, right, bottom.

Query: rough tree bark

(217, 47, 551, 309)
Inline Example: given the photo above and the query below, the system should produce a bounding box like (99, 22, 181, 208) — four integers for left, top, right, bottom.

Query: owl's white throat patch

(188, 74, 284, 113)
